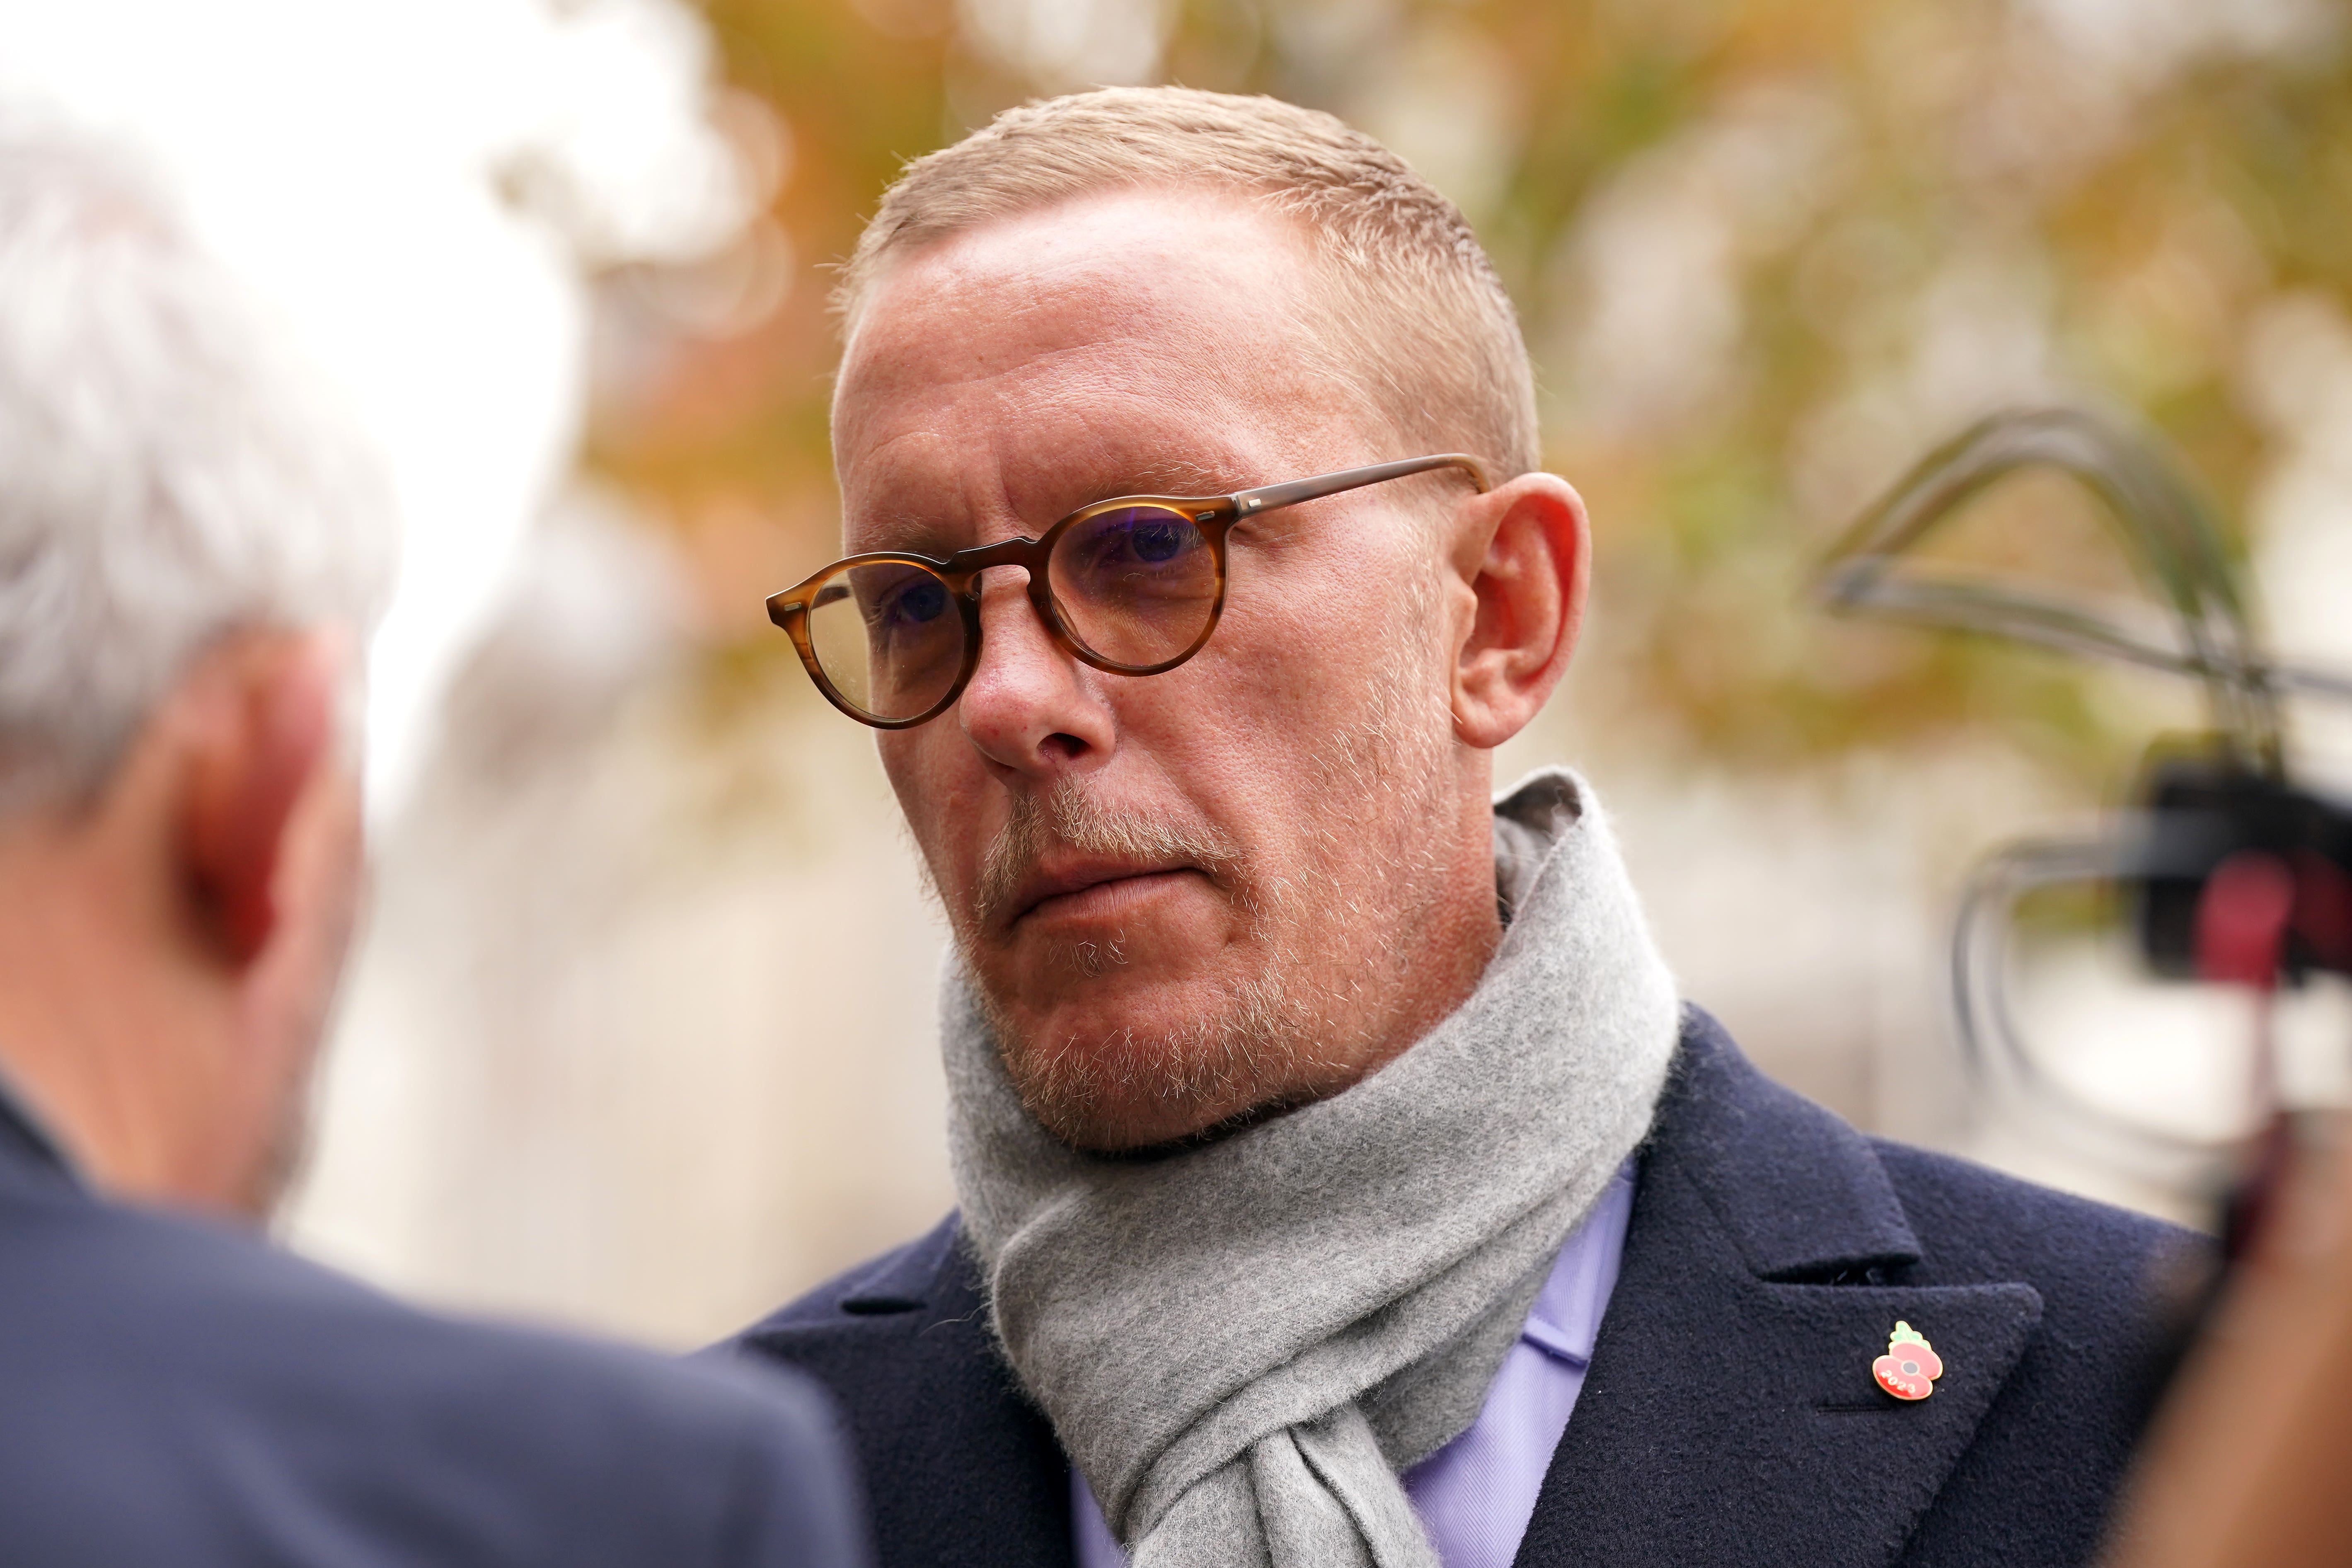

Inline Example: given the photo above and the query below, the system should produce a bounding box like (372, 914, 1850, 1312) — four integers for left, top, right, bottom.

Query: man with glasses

(727, 87, 2200, 1568)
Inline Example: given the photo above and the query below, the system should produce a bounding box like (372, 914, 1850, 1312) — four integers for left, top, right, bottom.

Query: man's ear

(174, 632, 347, 968)
(1446, 472, 1591, 750)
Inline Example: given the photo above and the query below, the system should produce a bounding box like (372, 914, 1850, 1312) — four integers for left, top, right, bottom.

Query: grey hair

(0, 116, 397, 808)
(835, 87, 1540, 480)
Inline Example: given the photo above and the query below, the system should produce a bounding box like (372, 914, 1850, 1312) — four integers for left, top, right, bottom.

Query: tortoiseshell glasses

(766, 452, 1493, 728)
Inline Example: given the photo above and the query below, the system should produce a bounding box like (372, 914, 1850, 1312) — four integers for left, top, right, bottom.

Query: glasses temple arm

(1227, 453, 1495, 516)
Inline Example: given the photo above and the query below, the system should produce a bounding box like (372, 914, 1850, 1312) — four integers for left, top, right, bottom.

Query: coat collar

(1654, 1010, 1920, 1283)
(1513, 1007, 2043, 1568)
(0, 1067, 82, 1200)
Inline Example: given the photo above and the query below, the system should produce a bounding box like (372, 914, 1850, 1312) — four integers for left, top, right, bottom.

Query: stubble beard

(948, 589, 1457, 1149)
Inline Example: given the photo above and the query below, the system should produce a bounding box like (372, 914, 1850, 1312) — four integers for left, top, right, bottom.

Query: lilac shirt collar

(1070, 1162, 1638, 1568)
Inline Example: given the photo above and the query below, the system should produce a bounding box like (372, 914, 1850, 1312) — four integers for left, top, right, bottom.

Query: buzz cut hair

(834, 86, 1541, 479)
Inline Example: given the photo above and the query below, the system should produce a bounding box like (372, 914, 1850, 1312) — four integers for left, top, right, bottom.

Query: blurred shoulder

(39, 1190, 816, 1419)
(0, 1188, 866, 1566)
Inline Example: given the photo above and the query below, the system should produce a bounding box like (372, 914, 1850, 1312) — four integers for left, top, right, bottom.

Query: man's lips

(1008, 860, 1203, 927)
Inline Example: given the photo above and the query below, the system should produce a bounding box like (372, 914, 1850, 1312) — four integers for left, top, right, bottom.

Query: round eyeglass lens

(805, 560, 967, 721)
(1047, 506, 1219, 670)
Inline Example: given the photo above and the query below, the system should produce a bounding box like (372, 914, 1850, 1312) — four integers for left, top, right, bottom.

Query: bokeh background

(7, 0, 2352, 1348)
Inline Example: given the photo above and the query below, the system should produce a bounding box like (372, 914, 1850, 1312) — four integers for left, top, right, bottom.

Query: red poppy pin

(1873, 1321, 1943, 1402)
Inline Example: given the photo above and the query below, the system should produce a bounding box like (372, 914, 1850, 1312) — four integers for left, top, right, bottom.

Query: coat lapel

(1515, 1011, 2043, 1568)
(0, 1074, 83, 1203)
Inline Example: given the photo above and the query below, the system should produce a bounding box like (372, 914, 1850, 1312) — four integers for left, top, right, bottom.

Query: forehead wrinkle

(1015, 367, 1261, 494)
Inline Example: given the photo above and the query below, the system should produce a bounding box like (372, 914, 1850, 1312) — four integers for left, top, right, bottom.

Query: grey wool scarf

(944, 769, 1681, 1568)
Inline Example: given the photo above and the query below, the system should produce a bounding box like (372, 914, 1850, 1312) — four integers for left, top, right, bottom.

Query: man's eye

(1129, 520, 1186, 562)
(1070, 511, 1200, 572)
(878, 576, 949, 626)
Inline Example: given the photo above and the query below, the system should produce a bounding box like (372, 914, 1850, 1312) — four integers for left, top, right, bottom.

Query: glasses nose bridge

(948, 534, 1060, 623)
(947, 534, 1048, 583)
(952, 534, 1069, 654)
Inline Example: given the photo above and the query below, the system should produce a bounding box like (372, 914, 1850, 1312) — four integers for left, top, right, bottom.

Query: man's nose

(955, 568, 1115, 777)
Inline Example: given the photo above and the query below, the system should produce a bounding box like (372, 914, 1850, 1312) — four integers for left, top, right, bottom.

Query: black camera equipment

(1813, 407, 2352, 1249)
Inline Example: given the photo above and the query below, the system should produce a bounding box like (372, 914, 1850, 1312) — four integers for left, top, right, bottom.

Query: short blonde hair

(837, 87, 1539, 478)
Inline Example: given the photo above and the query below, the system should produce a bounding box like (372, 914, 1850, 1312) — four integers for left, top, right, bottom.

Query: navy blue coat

(726, 1009, 2207, 1567)
(0, 1092, 870, 1568)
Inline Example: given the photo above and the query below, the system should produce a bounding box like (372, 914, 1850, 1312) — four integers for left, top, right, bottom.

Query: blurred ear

(174, 632, 348, 969)
(1446, 472, 1591, 750)
(157, 629, 363, 1217)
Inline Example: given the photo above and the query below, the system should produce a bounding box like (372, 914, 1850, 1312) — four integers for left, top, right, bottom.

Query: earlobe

(1449, 474, 1590, 750)
(177, 635, 345, 968)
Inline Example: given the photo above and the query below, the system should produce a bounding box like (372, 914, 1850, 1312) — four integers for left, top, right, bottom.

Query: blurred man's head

(832, 89, 1589, 1149)
(0, 119, 395, 1214)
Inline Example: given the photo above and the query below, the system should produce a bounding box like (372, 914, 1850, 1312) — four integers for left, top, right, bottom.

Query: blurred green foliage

(591, 0, 2352, 785)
